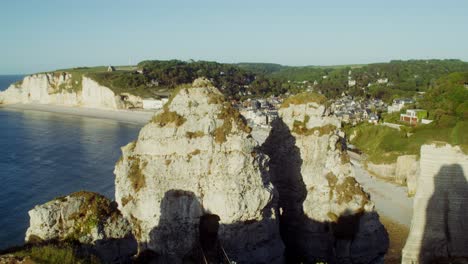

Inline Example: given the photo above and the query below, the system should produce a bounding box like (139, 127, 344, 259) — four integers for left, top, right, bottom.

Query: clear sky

(1, 0, 467, 74)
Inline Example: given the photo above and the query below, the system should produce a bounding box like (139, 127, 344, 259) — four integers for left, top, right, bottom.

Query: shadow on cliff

(135, 189, 282, 264)
(419, 164, 468, 263)
(261, 118, 388, 264)
(136, 190, 231, 264)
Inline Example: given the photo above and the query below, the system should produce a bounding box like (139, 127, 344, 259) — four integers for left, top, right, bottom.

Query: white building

(142, 98, 168, 110)
(377, 78, 388, 84)
(387, 98, 415, 113)
(348, 79, 356, 87)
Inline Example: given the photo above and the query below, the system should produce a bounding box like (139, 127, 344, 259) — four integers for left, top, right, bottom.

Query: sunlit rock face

(262, 93, 389, 263)
(402, 144, 468, 263)
(114, 78, 284, 263)
(25, 191, 137, 263)
(0, 73, 142, 109)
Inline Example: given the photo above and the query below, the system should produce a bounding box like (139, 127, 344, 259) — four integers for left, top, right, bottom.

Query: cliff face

(402, 144, 468, 263)
(0, 73, 141, 109)
(25, 191, 137, 263)
(114, 79, 284, 263)
(262, 96, 389, 263)
(366, 155, 420, 195)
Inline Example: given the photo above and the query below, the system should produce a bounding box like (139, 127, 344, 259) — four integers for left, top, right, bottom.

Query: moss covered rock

(25, 191, 137, 263)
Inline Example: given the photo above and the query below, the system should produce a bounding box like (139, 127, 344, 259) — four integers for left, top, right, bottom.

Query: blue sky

(1, 0, 467, 74)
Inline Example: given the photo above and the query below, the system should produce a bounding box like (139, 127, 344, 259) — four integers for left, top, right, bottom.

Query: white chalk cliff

(114, 78, 284, 263)
(0, 73, 142, 109)
(20, 85, 392, 263)
(402, 144, 468, 263)
(262, 94, 389, 263)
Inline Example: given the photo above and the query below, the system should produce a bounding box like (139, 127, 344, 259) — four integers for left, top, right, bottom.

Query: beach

(0, 103, 156, 125)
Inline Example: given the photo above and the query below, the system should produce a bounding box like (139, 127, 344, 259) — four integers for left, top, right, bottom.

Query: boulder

(25, 191, 137, 263)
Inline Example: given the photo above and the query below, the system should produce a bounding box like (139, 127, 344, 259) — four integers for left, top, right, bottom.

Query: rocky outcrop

(262, 93, 389, 263)
(395, 155, 419, 194)
(0, 73, 142, 110)
(114, 78, 284, 263)
(402, 144, 468, 263)
(25, 191, 137, 263)
(366, 155, 420, 195)
(366, 162, 396, 180)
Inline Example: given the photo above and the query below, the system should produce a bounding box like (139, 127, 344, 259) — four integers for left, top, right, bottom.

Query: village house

(368, 113, 379, 124)
(387, 98, 415, 113)
(107, 66, 116, 72)
(400, 109, 427, 125)
(377, 78, 388, 84)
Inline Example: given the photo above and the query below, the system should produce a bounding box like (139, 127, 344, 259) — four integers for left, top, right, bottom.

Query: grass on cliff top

(281, 92, 327, 108)
(348, 121, 468, 164)
(6, 242, 100, 264)
(46, 66, 165, 98)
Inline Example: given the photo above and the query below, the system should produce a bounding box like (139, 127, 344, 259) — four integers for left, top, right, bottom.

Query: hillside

(238, 59, 468, 100)
(347, 72, 468, 164)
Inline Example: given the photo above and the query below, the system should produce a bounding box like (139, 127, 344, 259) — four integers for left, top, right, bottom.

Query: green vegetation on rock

(186, 131, 204, 139)
(64, 191, 118, 242)
(213, 102, 252, 143)
(8, 242, 100, 264)
(281, 92, 327, 108)
(152, 109, 186, 127)
(127, 156, 146, 192)
(291, 115, 336, 136)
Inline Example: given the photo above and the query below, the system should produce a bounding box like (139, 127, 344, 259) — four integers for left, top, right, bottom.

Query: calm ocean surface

(0, 75, 142, 249)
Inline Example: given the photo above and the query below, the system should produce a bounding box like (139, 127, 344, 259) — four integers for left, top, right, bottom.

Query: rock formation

(366, 155, 420, 195)
(114, 78, 284, 263)
(262, 93, 389, 263)
(25, 191, 137, 263)
(402, 144, 468, 263)
(0, 73, 142, 109)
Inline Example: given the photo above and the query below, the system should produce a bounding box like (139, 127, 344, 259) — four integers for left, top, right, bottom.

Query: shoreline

(0, 103, 156, 125)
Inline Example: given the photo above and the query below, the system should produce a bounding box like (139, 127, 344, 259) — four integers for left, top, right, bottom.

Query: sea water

(0, 75, 141, 249)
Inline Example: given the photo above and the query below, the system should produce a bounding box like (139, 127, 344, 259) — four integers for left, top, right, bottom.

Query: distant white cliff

(0, 73, 142, 109)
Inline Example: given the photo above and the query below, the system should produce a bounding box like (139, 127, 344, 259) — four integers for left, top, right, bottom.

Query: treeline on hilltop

(84, 60, 286, 99)
(63, 59, 468, 102)
(237, 59, 468, 101)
